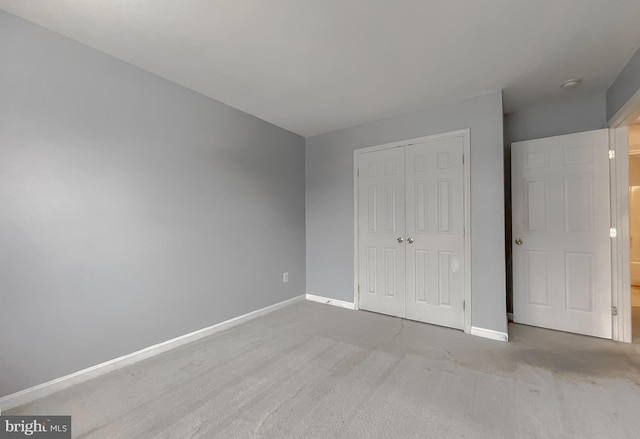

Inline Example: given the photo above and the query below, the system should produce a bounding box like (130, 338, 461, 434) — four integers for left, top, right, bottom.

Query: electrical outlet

(283, 272, 289, 283)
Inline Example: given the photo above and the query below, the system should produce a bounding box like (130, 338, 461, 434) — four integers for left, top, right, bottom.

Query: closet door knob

(407, 237, 414, 244)
(397, 237, 404, 243)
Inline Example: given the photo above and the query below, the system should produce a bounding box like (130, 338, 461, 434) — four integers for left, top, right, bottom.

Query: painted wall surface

(607, 47, 640, 122)
(0, 11, 305, 397)
(306, 91, 507, 334)
(630, 124, 640, 159)
(504, 92, 607, 146)
(503, 91, 607, 313)
(631, 156, 640, 187)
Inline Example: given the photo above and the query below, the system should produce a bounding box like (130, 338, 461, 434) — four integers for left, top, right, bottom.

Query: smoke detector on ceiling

(560, 78, 582, 89)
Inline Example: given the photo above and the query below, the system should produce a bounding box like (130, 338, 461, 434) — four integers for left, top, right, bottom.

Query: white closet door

(357, 147, 406, 317)
(404, 137, 465, 329)
(512, 129, 612, 338)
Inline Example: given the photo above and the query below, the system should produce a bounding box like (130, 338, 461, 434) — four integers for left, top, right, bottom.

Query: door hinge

(609, 150, 615, 159)
(358, 285, 360, 294)
(357, 168, 360, 177)
(612, 306, 618, 316)
(610, 227, 617, 238)
(462, 154, 465, 164)
(463, 300, 466, 311)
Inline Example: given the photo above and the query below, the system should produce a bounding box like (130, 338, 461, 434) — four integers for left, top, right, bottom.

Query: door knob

(515, 239, 523, 245)
(397, 237, 404, 243)
(407, 237, 414, 244)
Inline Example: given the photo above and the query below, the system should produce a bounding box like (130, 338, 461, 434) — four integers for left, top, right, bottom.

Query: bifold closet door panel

(357, 147, 406, 318)
(405, 137, 465, 329)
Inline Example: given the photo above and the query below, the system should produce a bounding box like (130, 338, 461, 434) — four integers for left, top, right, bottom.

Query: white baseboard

(471, 326, 509, 342)
(0, 295, 305, 412)
(306, 294, 355, 310)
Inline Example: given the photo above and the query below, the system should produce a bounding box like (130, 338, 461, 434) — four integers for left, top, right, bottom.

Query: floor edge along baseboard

(0, 294, 306, 412)
(305, 294, 509, 343)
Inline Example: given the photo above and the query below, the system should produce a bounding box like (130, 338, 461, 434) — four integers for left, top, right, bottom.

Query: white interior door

(358, 147, 406, 317)
(405, 137, 465, 329)
(512, 129, 612, 338)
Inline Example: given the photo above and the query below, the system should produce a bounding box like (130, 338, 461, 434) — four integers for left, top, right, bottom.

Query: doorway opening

(609, 88, 640, 343)
(629, 124, 640, 342)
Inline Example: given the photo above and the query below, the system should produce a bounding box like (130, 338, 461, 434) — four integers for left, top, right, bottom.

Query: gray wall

(502, 91, 607, 313)
(306, 91, 507, 334)
(0, 11, 305, 397)
(607, 47, 640, 122)
(504, 91, 607, 146)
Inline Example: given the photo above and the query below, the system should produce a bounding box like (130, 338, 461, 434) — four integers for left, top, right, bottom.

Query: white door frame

(353, 129, 472, 334)
(609, 88, 640, 342)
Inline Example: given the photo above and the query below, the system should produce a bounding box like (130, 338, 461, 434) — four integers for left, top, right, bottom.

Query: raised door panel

(525, 179, 549, 233)
(525, 251, 551, 307)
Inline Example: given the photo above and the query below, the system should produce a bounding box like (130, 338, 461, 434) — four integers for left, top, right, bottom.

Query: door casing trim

(609, 126, 631, 342)
(353, 129, 472, 334)
(608, 87, 640, 343)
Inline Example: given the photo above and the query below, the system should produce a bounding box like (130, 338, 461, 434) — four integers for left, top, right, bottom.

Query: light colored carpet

(7, 301, 640, 438)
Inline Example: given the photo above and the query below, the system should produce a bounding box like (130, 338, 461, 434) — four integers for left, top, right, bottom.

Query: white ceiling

(2, 1, 640, 137)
